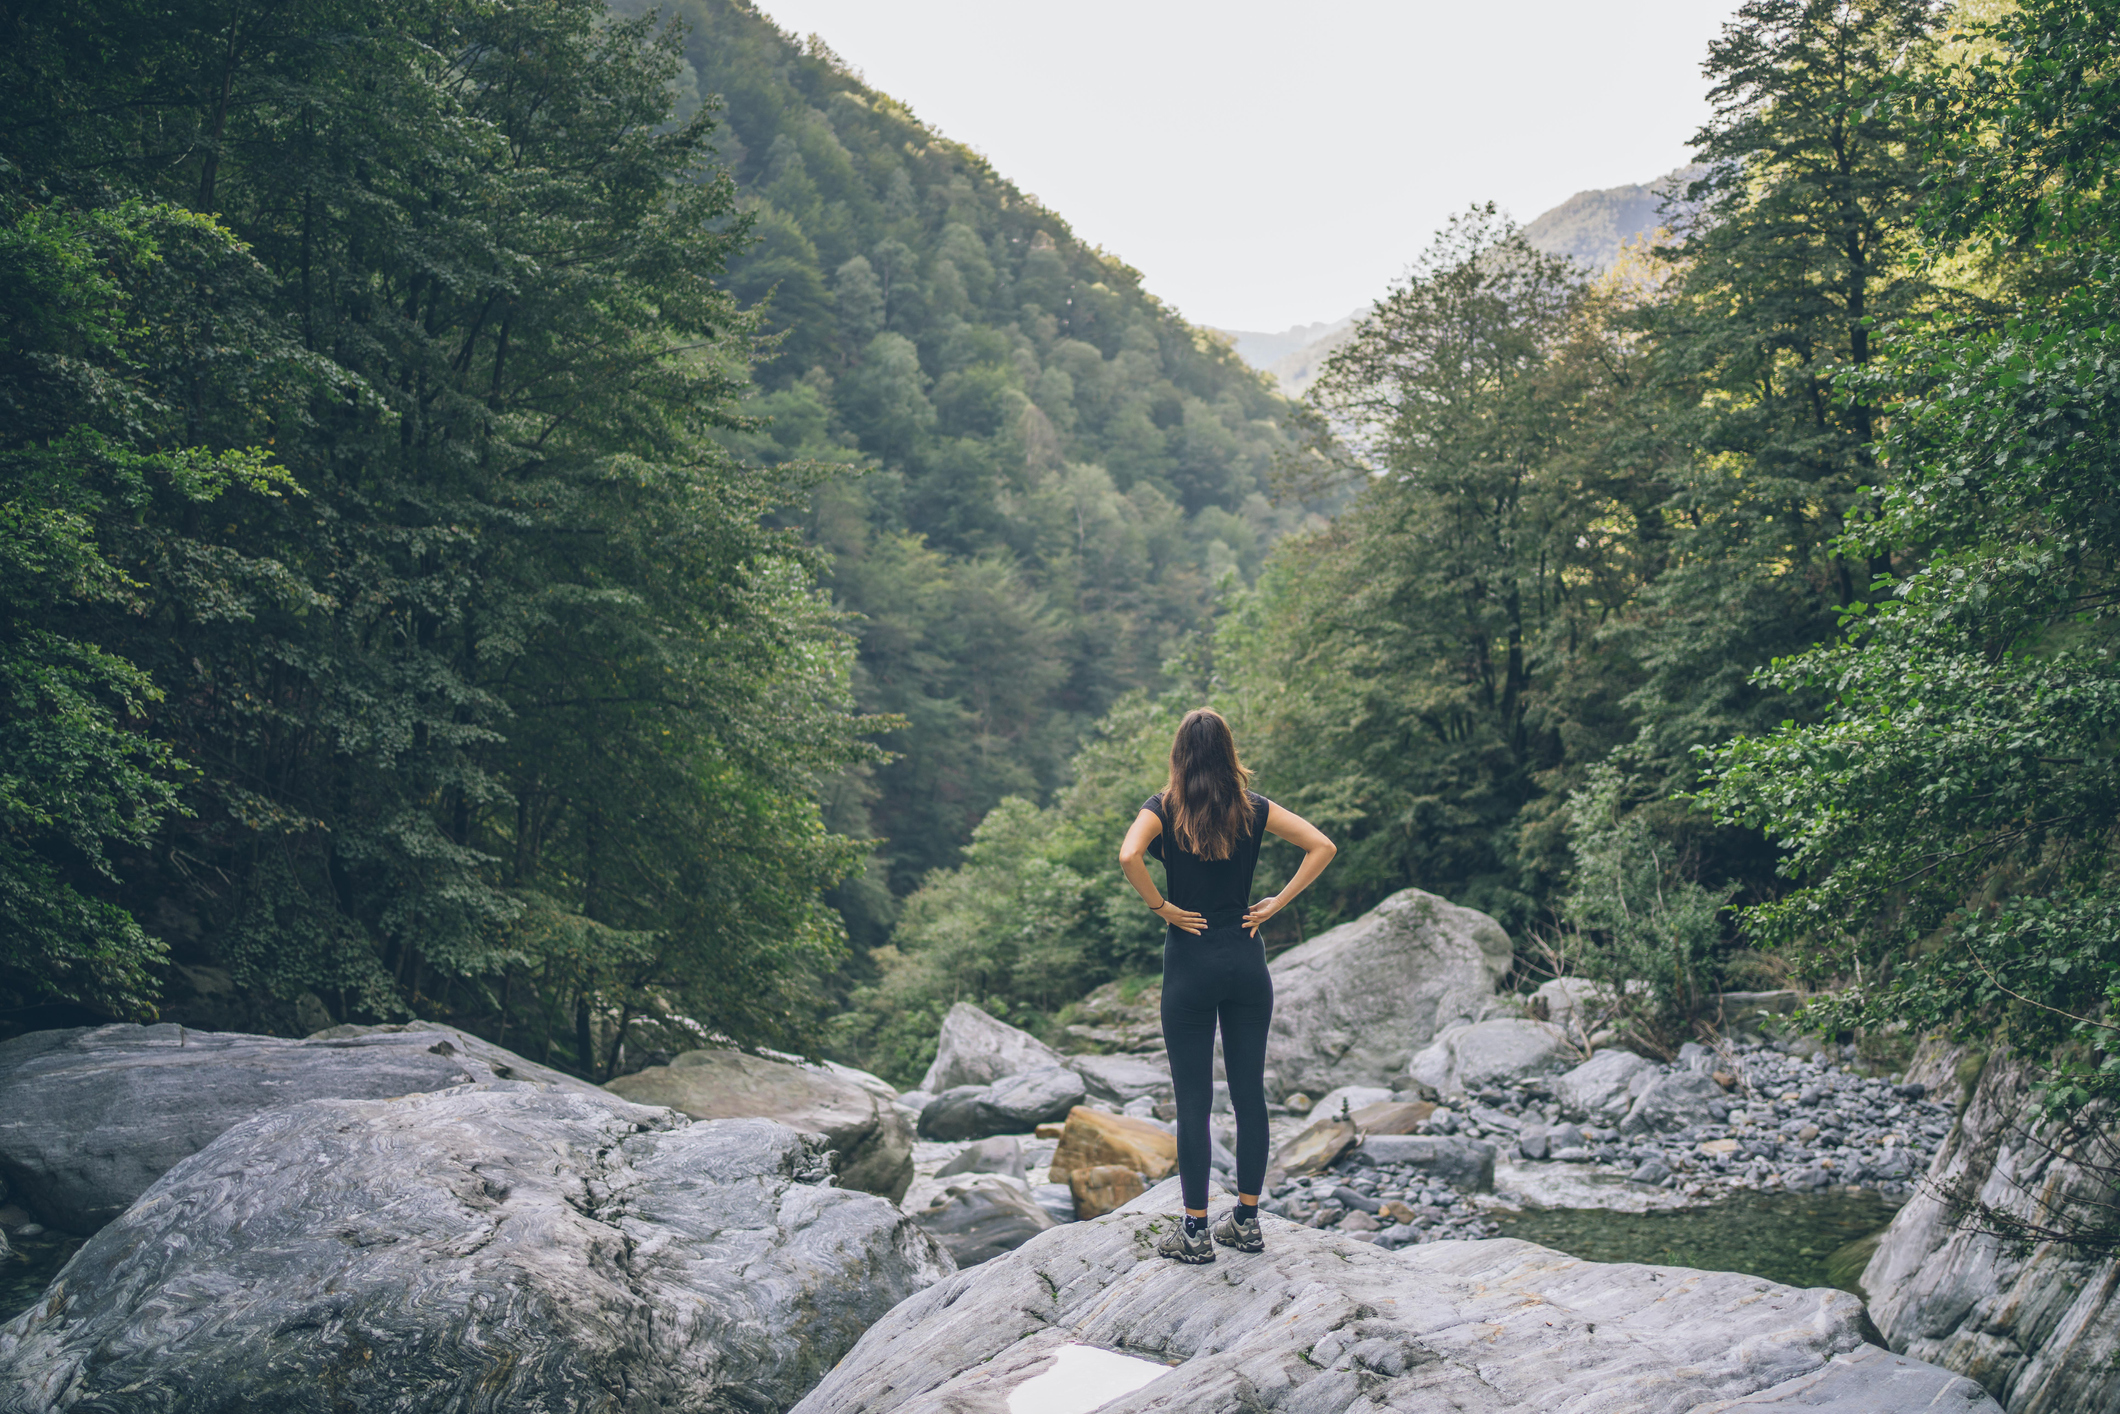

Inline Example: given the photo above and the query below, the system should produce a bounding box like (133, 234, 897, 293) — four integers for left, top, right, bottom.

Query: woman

(1118, 708, 1336, 1263)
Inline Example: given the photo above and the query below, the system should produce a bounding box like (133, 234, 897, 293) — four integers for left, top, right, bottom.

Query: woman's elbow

(1118, 846, 1144, 869)
(1316, 837, 1337, 861)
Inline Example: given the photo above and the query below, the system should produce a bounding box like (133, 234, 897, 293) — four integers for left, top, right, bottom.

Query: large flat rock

(0, 1090, 950, 1412)
(0, 1022, 600, 1233)
(1266, 889, 1514, 1097)
(1864, 1046, 2120, 1413)
(607, 1046, 915, 1202)
(790, 1180, 1997, 1414)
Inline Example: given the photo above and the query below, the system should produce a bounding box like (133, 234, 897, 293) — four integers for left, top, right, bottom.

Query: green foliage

(1, 0, 872, 1066)
(1702, 0, 2120, 1112)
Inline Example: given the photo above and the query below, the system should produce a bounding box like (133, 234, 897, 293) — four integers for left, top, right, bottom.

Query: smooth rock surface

(1273, 1117, 1358, 1176)
(1068, 1164, 1145, 1220)
(1358, 1134, 1498, 1191)
(0, 1091, 951, 1411)
(607, 1046, 915, 1201)
(1864, 1047, 2120, 1413)
(1408, 1018, 1574, 1097)
(919, 1067, 1087, 1143)
(1307, 1084, 1394, 1123)
(789, 1182, 1998, 1414)
(919, 1002, 1067, 1094)
(1350, 1099, 1435, 1135)
(0, 1022, 599, 1234)
(1552, 1048, 1660, 1122)
(934, 1135, 1027, 1183)
(1066, 1052, 1171, 1105)
(1266, 888, 1515, 1096)
(1621, 1068, 1730, 1135)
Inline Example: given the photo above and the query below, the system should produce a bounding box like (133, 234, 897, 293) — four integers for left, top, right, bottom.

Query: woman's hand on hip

(1243, 895, 1282, 935)
(1153, 900, 1207, 935)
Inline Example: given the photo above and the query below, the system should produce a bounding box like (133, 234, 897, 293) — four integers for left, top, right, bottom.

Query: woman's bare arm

(1119, 808, 1207, 935)
(1243, 803, 1336, 936)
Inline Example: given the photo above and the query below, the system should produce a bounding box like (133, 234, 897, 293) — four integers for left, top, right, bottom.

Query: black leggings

(1160, 922, 1274, 1210)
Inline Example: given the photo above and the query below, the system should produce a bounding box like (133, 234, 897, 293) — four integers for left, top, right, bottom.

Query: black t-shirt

(1143, 789, 1272, 923)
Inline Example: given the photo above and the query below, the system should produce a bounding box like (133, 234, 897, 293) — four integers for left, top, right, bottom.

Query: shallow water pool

(1489, 1187, 1901, 1295)
(3, 1230, 84, 1323)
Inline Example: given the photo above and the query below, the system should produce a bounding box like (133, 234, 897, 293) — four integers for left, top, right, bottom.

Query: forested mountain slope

(623, 1, 1316, 949)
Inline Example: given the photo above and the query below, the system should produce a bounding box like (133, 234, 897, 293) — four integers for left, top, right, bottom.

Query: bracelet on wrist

(1148, 898, 1166, 913)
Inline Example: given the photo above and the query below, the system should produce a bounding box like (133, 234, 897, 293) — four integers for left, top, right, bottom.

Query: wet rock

(1407, 1019, 1573, 1097)
(607, 1046, 915, 1202)
(1551, 1049, 1658, 1123)
(1266, 888, 1515, 1097)
(0, 1022, 599, 1234)
(917, 1066, 1086, 1143)
(789, 1182, 1998, 1414)
(0, 1093, 949, 1412)
(1358, 1135, 1497, 1192)
(1046, 1107, 1176, 1183)
(1067, 1164, 1144, 1220)
(918, 1003, 1066, 1093)
(910, 1181, 1056, 1268)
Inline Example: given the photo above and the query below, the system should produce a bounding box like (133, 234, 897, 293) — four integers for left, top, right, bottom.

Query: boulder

(1065, 1052, 1171, 1105)
(1358, 1135, 1498, 1192)
(1047, 1107, 1175, 1183)
(787, 1182, 1999, 1414)
(1528, 977, 1614, 1035)
(1068, 1164, 1145, 1220)
(1551, 1048, 1660, 1122)
(918, 1002, 1066, 1093)
(1620, 1069, 1727, 1135)
(1309, 1084, 1395, 1123)
(1864, 1047, 2120, 1413)
(0, 1022, 600, 1234)
(917, 1066, 1087, 1143)
(1351, 1099, 1435, 1135)
(0, 1091, 950, 1412)
(1266, 889, 1515, 1097)
(1273, 1118, 1358, 1177)
(934, 1136, 1027, 1183)
(910, 1182, 1056, 1268)
(606, 1046, 915, 1202)
(1407, 1019, 1573, 1097)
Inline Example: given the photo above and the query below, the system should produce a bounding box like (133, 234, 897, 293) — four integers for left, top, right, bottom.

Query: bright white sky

(752, 0, 1743, 333)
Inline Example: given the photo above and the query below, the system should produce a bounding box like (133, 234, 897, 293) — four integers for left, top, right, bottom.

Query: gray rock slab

(1067, 1052, 1171, 1105)
(1266, 888, 1515, 1097)
(1409, 1018, 1574, 1097)
(935, 1136, 1027, 1183)
(1864, 1046, 2120, 1413)
(919, 1002, 1066, 1094)
(1359, 1134, 1498, 1192)
(789, 1188, 1997, 1414)
(0, 1022, 600, 1234)
(918, 1067, 1085, 1143)
(606, 1046, 915, 1202)
(0, 1092, 951, 1412)
(1622, 1069, 1730, 1135)
(1553, 1048, 1660, 1122)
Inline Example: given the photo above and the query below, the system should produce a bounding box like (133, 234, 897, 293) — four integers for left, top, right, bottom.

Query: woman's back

(1143, 789, 1270, 925)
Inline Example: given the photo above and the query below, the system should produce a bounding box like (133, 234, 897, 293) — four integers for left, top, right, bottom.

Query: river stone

(1552, 1049, 1660, 1122)
(1273, 1118, 1359, 1177)
(0, 1022, 600, 1234)
(1068, 1164, 1145, 1220)
(606, 1046, 915, 1202)
(1358, 1135, 1498, 1192)
(911, 1181, 1056, 1268)
(1864, 1046, 2120, 1413)
(787, 1182, 1998, 1414)
(1407, 1019, 1574, 1097)
(0, 1092, 950, 1412)
(1309, 1084, 1395, 1123)
(1048, 1107, 1176, 1182)
(918, 1067, 1087, 1143)
(1352, 1099, 1435, 1135)
(1066, 1052, 1171, 1105)
(1621, 1068, 1728, 1135)
(1266, 889, 1515, 1097)
(919, 1002, 1066, 1093)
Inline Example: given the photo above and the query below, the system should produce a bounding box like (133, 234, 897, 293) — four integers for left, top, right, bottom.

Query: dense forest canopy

(6, 0, 2118, 1126)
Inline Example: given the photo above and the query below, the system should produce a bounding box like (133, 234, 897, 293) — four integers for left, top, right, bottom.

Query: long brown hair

(1164, 708, 1253, 861)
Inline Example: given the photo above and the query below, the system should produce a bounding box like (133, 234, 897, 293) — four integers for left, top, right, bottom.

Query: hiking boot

(1213, 1207, 1264, 1253)
(1156, 1218, 1215, 1264)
